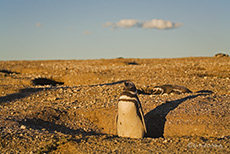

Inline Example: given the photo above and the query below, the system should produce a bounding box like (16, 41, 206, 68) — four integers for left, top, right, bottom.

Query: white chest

(117, 101, 144, 138)
(118, 101, 136, 115)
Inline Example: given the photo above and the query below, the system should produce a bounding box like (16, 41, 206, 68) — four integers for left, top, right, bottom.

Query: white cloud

(142, 19, 183, 29)
(116, 19, 139, 28)
(104, 19, 183, 30)
(103, 19, 139, 29)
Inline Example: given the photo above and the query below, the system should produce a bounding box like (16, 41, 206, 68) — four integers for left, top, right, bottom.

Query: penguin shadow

(144, 93, 209, 138)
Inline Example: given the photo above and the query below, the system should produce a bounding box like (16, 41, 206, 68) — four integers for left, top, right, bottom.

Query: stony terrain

(0, 57, 229, 153)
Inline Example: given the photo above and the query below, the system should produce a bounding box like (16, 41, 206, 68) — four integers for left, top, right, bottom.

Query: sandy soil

(0, 57, 229, 153)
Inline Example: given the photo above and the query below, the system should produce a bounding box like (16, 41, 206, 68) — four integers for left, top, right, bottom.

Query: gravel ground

(0, 57, 229, 153)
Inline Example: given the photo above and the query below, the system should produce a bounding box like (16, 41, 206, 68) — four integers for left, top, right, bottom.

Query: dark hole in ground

(0, 69, 19, 74)
(32, 78, 64, 86)
(125, 61, 139, 65)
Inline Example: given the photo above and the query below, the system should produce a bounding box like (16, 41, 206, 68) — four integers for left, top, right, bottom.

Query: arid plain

(0, 57, 229, 153)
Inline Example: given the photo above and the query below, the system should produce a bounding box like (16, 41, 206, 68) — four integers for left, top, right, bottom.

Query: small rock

(163, 139, 168, 143)
(20, 125, 26, 129)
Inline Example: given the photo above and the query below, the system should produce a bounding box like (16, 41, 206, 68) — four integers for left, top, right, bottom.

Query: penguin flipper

(115, 112, 118, 135)
(139, 107, 147, 133)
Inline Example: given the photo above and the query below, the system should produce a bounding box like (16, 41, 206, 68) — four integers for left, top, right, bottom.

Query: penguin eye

(129, 83, 134, 88)
(124, 81, 129, 87)
(124, 81, 136, 91)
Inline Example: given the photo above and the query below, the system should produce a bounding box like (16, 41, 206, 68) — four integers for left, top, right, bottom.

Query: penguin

(215, 53, 229, 57)
(152, 84, 192, 95)
(116, 80, 147, 138)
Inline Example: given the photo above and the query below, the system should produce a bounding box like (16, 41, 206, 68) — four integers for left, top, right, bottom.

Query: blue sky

(1, 0, 230, 60)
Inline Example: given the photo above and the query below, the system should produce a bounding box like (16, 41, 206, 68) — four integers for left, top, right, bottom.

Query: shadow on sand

(0, 80, 125, 105)
(88, 80, 126, 87)
(17, 118, 98, 137)
(144, 93, 210, 138)
(0, 88, 45, 104)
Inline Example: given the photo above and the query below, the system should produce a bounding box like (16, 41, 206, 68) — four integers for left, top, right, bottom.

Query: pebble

(20, 125, 26, 129)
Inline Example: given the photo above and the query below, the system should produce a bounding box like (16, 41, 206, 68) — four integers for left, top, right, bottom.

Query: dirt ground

(0, 57, 229, 153)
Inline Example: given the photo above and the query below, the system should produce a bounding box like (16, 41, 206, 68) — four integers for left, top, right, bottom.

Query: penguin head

(124, 80, 137, 93)
(152, 87, 164, 95)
